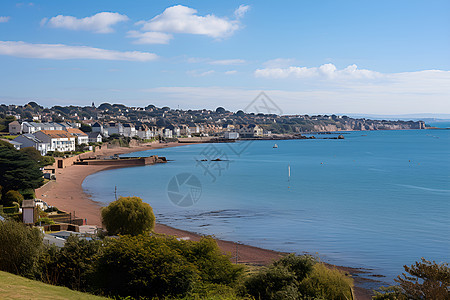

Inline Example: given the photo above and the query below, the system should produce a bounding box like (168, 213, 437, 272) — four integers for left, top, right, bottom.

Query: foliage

(244, 254, 353, 300)
(0, 143, 43, 192)
(101, 196, 155, 236)
(244, 264, 300, 300)
(3, 190, 24, 206)
(0, 115, 15, 132)
(394, 258, 449, 300)
(20, 188, 35, 200)
(299, 263, 353, 300)
(35, 217, 55, 225)
(372, 286, 408, 300)
(39, 236, 103, 291)
(80, 123, 92, 133)
(93, 235, 199, 298)
(0, 220, 43, 277)
(19, 147, 55, 167)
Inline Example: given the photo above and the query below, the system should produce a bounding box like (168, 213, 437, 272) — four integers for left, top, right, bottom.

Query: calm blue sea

(83, 129, 450, 284)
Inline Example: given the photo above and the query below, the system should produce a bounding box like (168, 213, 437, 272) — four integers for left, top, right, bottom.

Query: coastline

(35, 142, 375, 299)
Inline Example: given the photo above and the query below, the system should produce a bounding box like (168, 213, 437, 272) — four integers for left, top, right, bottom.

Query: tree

(0, 144, 43, 192)
(395, 258, 449, 300)
(235, 110, 245, 117)
(3, 190, 24, 206)
(0, 220, 43, 277)
(93, 235, 198, 298)
(79, 123, 92, 133)
(216, 107, 226, 114)
(101, 196, 155, 236)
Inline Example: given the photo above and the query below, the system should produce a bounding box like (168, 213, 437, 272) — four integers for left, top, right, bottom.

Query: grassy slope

(0, 271, 106, 300)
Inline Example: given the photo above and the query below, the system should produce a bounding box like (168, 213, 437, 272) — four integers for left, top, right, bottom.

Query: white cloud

(255, 63, 382, 80)
(43, 12, 129, 33)
(225, 70, 237, 75)
(137, 5, 241, 38)
(0, 41, 157, 61)
(126, 30, 173, 44)
(187, 70, 215, 77)
(209, 59, 246, 65)
(0, 16, 10, 23)
(234, 5, 250, 19)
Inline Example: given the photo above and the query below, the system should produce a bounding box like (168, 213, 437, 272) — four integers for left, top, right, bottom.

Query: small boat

(273, 144, 278, 148)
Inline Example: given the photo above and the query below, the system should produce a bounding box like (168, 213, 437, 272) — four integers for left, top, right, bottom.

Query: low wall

(75, 155, 166, 166)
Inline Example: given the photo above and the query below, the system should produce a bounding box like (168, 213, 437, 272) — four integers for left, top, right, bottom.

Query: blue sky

(0, 0, 449, 115)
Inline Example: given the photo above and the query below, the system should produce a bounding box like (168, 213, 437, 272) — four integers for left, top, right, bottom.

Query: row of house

(91, 122, 268, 139)
(9, 129, 102, 155)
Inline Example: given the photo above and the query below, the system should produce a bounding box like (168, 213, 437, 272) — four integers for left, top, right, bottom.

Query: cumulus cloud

(0, 41, 157, 61)
(129, 4, 248, 44)
(0, 16, 10, 23)
(255, 63, 382, 80)
(138, 5, 239, 38)
(42, 12, 129, 33)
(126, 30, 173, 44)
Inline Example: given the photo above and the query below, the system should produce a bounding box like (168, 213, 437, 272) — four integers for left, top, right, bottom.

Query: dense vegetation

(0, 141, 44, 206)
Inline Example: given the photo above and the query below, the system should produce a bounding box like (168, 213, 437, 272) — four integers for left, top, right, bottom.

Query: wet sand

(34, 142, 374, 299)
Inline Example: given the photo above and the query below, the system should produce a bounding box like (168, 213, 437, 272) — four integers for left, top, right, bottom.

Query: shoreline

(35, 141, 375, 299)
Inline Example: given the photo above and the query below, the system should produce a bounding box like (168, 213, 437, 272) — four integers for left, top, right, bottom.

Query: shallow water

(83, 129, 450, 284)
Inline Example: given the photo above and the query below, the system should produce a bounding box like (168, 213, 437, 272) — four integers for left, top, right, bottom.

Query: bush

(93, 235, 199, 298)
(244, 265, 300, 300)
(3, 190, 24, 206)
(39, 236, 103, 291)
(244, 255, 353, 300)
(101, 196, 155, 236)
(35, 217, 55, 225)
(299, 263, 353, 300)
(0, 220, 43, 277)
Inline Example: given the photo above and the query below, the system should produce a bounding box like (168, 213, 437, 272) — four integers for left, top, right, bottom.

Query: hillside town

(1, 101, 425, 155)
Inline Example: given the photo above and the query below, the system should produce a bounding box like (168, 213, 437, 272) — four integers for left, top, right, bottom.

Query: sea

(83, 127, 450, 286)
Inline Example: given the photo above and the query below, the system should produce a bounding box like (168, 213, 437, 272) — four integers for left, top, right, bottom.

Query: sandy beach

(34, 142, 373, 299)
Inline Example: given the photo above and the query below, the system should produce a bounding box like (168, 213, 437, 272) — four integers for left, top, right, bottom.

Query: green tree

(80, 123, 92, 133)
(3, 190, 24, 206)
(0, 143, 43, 191)
(20, 147, 54, 167)
(93, 235, 198, 298)
(39, 236, 102, 291)
(101, 196, 155, 236)
(395, 258, 449, 300)
(0, 220, 43, 277)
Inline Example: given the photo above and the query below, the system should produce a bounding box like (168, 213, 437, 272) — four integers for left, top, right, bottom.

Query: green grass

(1, 135, 19, 140)
(0, 271, 107, 300)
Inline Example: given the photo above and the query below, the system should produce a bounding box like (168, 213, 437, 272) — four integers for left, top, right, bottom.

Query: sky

(0, 0, 449, 115)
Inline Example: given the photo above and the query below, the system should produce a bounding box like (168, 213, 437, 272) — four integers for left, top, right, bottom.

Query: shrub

(299, 263, 353, 300)
(93, 235, 199, 298)
(101, 196, 155, 236)
(245, 264, 301, 300)
(35, 217, 55, 225)
(3, 190, 24, 206)
(39, 236, 103, 291)
(0, 220, 43, 277)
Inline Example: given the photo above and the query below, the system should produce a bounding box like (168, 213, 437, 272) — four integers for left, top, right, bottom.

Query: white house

(224, 132, 239, 139)
(104, 122, 123, 136)
(66, 128, 89, 145)
(88, 132, 103, 143)
(163, 128, 173, 138)
(34, 130, 76, 152)
(12, 134, 49, 155)
(122, 123, 137, 137)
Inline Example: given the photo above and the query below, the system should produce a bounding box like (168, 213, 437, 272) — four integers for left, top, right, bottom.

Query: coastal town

(1, 101, 426, 155)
